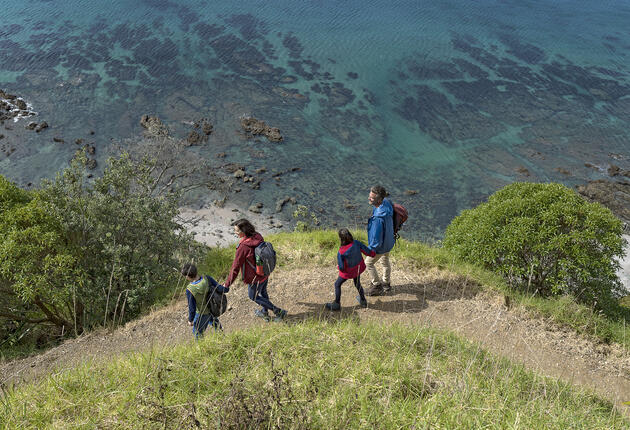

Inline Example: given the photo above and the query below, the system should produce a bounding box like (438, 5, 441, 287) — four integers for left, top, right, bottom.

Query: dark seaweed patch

(282, 33, 303, 59)
(177, 6, 199, 31)
(194, 22, 224, 39)
(452, 58, 488, 79)
(105, 59, 137, 81)
(405, 59, 463, 80)
(225, 13, 269, 41)
(0, 24, 23, 37)
(498, 33, 546, 64)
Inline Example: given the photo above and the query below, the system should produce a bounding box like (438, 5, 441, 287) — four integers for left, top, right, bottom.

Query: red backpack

(392, 203, 408, 239)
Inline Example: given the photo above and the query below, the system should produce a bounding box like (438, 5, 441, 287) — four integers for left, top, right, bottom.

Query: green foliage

(292, 204, 319, 232)
(1, 321, 626, 429)
(0, 150, 202, 341)
(443, 182, 626, 309)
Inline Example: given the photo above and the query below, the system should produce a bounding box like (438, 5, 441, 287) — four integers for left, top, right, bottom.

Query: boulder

(201, 121, 213, 135)
(186, 130, 202, 146)
(576, 180, 630, 225)
(248, 202, 263, 214)
(139, 115, 169, 137)
(240, 116, 283, 142)
(35, 121, 48, 132)
(275, 196, 291, 213)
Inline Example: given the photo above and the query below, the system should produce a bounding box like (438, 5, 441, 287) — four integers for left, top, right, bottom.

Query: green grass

(0, 320, 625, 429)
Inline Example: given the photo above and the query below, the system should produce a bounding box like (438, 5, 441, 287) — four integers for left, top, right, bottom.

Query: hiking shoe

(273, 309, 288, 322)
(382, 283, 391, 292)
(367, 284, 384, 296)
(356, 296, 368, 308)
(325, 302, 341, 311)
(254, 309, 270, 321)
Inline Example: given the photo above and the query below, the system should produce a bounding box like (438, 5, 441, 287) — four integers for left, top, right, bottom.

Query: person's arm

(359, 241, 376, 257)
(368, 218, 384, 252)
(185, 289, 195, 324)
(224, 245, 246, 287)
(207, 276, 229, 293)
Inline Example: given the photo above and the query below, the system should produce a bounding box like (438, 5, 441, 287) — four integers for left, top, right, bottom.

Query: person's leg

(365, 254, 383, 287)
(192, 313, 212, 340)
(334, 276, 346, 303)
(250, 280, 286, 319)
(249, 280, 272, 313)
(381, 252, 392, 290)
(354, 277, 366, 302)
(210, 316, 222, 331)
(326, 277, 345, 310)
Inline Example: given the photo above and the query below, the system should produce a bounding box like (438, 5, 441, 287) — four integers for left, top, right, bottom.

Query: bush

(0, 150, 204, 340)
(443, 182, 626, 309)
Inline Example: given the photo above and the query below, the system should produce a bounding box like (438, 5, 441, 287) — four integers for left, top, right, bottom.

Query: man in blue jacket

(365, 185, 395, 296)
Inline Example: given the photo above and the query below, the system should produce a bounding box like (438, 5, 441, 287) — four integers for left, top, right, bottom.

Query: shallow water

(1, 0, 630, 239)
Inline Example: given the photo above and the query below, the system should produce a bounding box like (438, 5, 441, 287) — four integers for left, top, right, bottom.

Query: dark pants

(248, 279, 279, 314)
(334, 276, 366, 303)
(192, 312, 221, 340)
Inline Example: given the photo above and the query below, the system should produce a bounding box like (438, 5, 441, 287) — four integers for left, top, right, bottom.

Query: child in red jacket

(326, 228, 376, 311)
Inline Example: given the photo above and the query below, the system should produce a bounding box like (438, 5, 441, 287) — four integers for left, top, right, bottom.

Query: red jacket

(225, 233, 268, 287)
(337, 240, 375, 280)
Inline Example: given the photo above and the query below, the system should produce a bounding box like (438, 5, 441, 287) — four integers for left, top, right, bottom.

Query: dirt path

(2, 263, 629, 413)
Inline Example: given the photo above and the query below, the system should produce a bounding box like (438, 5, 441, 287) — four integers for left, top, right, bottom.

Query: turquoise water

(1, 0, 630, 239)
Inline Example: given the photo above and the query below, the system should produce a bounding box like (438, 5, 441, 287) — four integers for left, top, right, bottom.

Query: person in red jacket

(325, 228, 375, 311)
(224, 218, 287, 322)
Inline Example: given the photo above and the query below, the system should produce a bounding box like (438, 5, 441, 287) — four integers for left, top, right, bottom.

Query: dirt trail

(2, 263, 629, 413)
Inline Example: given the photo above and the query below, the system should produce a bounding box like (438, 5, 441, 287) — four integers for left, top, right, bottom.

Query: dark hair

(338, 228, 354, 246)
(233, 218, 256, 237)
(370, 185, 389, 201)
(181, 263, 197, 278)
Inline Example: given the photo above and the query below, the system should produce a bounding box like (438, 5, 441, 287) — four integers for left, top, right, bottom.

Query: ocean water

(1, 0, 630, 240)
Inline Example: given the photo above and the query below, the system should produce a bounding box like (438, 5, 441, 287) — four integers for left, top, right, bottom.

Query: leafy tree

(0, 176, 84, 333)
(443, 182, 626, 309)
(0, 148, 205, 339)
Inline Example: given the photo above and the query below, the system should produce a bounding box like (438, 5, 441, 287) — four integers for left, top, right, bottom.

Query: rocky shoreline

(178, 201, 285, 248)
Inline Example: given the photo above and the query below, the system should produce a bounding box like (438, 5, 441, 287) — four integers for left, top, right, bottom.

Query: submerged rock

(240, 116, 283, 142)
(140, 114, 169, 137)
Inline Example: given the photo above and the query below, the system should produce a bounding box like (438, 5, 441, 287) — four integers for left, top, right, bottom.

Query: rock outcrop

(576, 180, 630, 227)
(240, 116, 283, 142)
(140, 115, 169, 137)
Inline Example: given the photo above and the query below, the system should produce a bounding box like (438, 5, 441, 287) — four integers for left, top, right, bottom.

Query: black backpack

(204, 278, 228, 317)
(246, 241, 277, 277)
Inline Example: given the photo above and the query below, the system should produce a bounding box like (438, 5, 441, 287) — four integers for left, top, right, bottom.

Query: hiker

(365, 185, 395, 296)
(325, 228, 375, 311)
(181, 263, 228, 339)
(224, 218, 287, 322)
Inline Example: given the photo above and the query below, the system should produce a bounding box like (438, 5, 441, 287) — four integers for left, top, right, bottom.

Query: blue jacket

(367, 198, 395, 254)
(186, 275, 229, 322)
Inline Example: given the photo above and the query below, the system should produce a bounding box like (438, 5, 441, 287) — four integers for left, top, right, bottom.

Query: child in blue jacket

(181, 263, 229, 339)
(325, 229, 375, 311)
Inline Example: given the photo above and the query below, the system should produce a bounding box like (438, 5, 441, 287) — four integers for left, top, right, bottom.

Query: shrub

(0, 150, 204, 339)
(443, 182, 626, 309)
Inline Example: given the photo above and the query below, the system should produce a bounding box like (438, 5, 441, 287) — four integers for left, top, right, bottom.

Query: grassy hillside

(1, 320, 626, 429)
(203, 230, 630, 351)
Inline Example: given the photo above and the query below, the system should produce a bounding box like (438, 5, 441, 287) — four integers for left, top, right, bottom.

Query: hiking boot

(382, 283, 391, 292)
(254, 309, 270, 321)
(367, 283, 384, 296)
(273, 309, 288, 322)
(325, 302, 341, 311)
(356, 296, 368, 308)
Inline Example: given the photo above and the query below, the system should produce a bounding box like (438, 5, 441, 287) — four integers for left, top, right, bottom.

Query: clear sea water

(1, 0, 630, 241)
